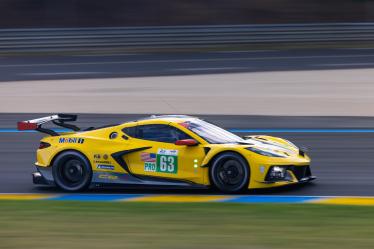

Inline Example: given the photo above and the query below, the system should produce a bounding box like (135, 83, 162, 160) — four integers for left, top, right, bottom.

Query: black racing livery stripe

(111, 146, 152, 177)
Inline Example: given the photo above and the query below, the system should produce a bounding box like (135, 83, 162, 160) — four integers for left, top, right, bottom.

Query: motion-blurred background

(1, 0, 374, 27)
(2, 0, 374, 55)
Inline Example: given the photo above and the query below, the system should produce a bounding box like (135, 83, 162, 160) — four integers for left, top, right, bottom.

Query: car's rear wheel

(52, 151, 92, 192)
(210, 152, 249, 193)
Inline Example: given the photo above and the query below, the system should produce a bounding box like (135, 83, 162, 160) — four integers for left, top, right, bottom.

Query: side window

(173, 127, 191, 141)
(122, 126, 137, 137)
(123, 124, 191, 143)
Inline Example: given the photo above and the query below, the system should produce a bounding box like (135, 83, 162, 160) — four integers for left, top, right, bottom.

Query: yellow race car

(18, 114, 315, 193)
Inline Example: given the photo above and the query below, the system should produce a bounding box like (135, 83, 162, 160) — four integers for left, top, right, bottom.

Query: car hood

(243, 135, 299, 157)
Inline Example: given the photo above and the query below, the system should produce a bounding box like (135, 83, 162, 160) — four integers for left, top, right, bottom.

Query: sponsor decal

(94, 160, 111, 164)
(157, 149, 178, 156)
(143, 149, 178, 174)
(94, 154, 112, 164)
(96, 164, 115, 170)
(144, 162, 156, 172)
(59, 138, 84, 144)
(98, 174, 118, 180)
(141, 152, 156, 162)
(178, 121, 191, 129)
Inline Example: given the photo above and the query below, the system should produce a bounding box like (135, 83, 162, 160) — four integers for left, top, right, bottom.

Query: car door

(123, 124, 206, 184)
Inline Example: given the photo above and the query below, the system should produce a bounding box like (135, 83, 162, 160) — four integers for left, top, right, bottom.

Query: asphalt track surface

(2, 48, 374, 81)
(2, 113, 374, 196)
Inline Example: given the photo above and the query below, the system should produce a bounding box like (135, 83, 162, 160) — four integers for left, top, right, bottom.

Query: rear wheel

(210, 152, 249, 193)
(52, 151, 92, 192)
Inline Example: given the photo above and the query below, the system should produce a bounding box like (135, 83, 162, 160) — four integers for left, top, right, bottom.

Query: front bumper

(32, 166, 54, 186)
(32, 172, 49, 185)
(249, 162, 317, 189)
(265, 165, 314, 182)
(297, 175, 317, 183)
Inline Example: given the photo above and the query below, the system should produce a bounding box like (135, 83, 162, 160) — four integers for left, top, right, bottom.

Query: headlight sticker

(246, 147, 286, 158)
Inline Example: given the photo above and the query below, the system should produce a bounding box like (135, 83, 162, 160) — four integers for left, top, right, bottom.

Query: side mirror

(175, 139, 198, 146)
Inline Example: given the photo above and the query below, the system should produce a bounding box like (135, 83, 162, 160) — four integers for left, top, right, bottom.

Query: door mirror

(175, 139, 198, 146)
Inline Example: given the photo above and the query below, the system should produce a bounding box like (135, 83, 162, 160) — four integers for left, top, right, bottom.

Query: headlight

(245, 147, 286, 158)
(269, 166, 286, 179)
(265, 166, 292, 182)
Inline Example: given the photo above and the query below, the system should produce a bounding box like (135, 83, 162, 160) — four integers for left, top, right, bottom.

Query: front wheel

(210, 152, 250, 193)
(52, 151, 92, 192)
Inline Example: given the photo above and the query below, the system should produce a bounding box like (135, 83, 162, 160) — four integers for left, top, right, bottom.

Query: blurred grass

(0, 201, 373, 249)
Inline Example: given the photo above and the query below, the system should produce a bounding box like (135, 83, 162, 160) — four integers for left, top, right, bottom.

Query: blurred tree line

(1, 0, 373, 28)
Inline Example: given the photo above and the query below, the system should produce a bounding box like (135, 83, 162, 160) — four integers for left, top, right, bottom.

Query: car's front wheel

(210, 152, 249, 193)
(52, 151, 92, 192)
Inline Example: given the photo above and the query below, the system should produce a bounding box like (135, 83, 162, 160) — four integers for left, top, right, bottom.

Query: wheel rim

(216, 159, 246, 188)
(59, 159, 85, 186)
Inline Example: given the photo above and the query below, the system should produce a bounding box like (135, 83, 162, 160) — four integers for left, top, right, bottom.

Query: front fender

(201, 146, 248, 167)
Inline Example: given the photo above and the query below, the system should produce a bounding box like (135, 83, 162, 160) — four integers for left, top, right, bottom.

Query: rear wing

(17, 114, 80, 136)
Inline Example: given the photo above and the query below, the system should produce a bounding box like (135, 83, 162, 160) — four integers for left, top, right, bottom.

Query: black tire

(52, 151, 92, 192)
(210, 152, 250, 193)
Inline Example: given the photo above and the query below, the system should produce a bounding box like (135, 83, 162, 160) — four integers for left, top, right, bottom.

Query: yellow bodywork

(35, 117, 311, 189)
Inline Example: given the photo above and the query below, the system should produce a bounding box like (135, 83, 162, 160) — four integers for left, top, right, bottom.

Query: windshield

(180, 119, 245, 144)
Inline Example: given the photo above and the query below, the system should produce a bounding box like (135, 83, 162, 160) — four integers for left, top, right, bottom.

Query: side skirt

(34, 166, 208, 189)
(91, 171, 208, 189)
